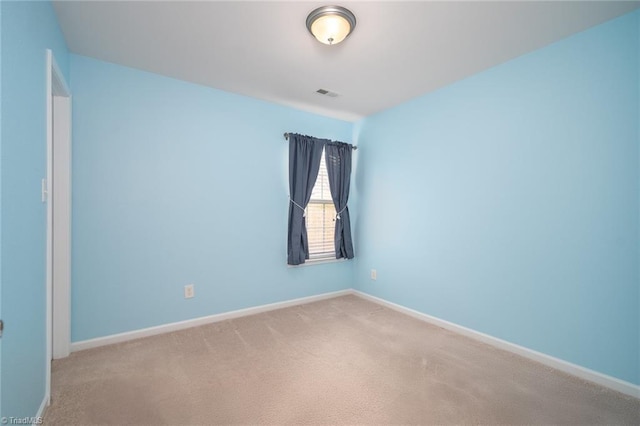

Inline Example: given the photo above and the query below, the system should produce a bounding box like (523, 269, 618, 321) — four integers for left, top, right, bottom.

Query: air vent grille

(316, 88, 339, 98)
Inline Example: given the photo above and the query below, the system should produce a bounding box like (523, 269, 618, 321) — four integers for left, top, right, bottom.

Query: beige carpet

(44, 295, 639, 425)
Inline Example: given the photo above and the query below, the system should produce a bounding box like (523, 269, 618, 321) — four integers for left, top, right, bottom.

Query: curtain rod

(284, 133, 357, 150)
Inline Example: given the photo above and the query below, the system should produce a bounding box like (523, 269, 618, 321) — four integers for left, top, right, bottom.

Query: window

(306, 149, 335, 259)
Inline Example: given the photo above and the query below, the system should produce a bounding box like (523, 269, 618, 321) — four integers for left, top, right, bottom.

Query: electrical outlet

(184, 284, 195, 299)
(371, 269, 377, 281)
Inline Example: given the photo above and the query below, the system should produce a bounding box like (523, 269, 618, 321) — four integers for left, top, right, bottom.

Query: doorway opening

(45, 49, 72, 405)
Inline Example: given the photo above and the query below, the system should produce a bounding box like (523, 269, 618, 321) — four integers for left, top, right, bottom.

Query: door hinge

(0, 319, 3, 338)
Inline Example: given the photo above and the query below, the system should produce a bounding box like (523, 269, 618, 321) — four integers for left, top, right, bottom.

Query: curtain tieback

(289, 198, 306, 217)
(336, 205, 347, 220)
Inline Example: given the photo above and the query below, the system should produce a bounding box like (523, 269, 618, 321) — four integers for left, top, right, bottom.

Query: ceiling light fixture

(306, 5, 356, 46)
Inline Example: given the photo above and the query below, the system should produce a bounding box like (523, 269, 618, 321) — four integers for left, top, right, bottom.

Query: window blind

(307, 150, 335, 258)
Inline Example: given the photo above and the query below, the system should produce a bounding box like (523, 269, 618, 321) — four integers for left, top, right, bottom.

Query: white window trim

(287, 257, 347, 268)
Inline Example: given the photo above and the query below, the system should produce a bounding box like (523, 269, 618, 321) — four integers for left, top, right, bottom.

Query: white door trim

(52, 95, 71, 360)
(45, 49, 71, 406)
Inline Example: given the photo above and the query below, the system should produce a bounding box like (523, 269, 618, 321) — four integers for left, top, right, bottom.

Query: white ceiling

(53, 1, 640, 122)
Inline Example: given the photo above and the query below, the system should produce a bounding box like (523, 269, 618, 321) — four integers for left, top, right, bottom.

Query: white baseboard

(69, 287, 639, 399)
(34, 394, 48, 425)
(71, 289, 352, 352)
(352, 290, 640, 399)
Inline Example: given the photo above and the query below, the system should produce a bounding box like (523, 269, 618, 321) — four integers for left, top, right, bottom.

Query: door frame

(45, 49, 72, 404)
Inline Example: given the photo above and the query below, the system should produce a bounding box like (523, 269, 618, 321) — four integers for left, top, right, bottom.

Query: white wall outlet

(184, 284, 195, 299)
(371, 269, 377, 281)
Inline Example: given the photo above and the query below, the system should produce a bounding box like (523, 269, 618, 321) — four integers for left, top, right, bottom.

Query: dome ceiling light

(306, 5, 356, 45)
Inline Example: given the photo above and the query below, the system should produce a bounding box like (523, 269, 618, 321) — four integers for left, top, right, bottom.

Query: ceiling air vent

(316, 88, 339, 98)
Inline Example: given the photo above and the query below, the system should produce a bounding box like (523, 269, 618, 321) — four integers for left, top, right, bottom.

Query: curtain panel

(287, 134, 325, 265)
(325, 142, 355, 259)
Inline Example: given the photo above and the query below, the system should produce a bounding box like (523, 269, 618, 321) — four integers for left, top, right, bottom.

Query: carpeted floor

(44, 294, 639, 425)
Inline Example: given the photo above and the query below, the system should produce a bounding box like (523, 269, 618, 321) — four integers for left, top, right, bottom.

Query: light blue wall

(70, 55, 354, 342)
(353, 11, 640, 385)
(0, 1, 4, 418)
(0, 0, 69, 419)
(2, 4, 636, 413)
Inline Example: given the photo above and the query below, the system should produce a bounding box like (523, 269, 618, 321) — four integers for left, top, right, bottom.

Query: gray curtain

(287, 134, 325, 265)
(325, 142, 354, 259)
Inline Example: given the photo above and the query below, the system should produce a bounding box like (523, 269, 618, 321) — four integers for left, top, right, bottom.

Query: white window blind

(307, 149, 335, 259)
